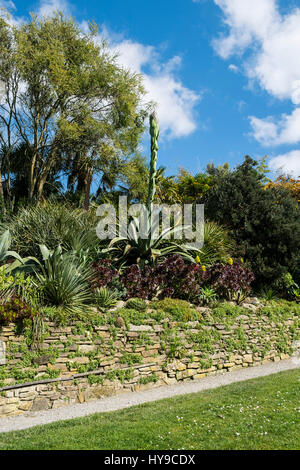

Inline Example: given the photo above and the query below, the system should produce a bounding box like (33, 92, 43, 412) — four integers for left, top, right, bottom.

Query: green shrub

(205, 156, 300, 287)
(126, 298, 147, 312)
(151, 298, 200, 322)
(198, 287, 218, 306)
(94, 287, 118, 312)
(211, 303, 248, 320)
(114, 308, 149, 327)
(35, 246, 93, 314)
(2, 201, 101, 258)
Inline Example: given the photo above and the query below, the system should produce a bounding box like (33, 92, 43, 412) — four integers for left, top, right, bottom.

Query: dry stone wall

(0, 302, 299, 418)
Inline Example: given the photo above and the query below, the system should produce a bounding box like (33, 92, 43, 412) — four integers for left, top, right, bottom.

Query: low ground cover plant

(1, 370, 299, 450)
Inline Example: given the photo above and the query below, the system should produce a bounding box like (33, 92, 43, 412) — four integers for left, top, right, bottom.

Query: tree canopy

(0, 13, 150, 209)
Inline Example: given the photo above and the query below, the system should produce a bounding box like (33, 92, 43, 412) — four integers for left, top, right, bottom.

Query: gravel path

(1, 356, 300, 434)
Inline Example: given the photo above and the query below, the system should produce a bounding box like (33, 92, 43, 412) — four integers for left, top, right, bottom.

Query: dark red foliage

(0, 296, 37, 325)
(93, 255, 254, 302)
(91, 259, 119, 288)
(121, 264, 158, 300)
(155, 255, 203, 300)
(121, 255, 206, 301)
(205, 262, 255, 298)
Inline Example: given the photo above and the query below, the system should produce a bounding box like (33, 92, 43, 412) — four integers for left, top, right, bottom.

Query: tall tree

(205, 156, 300, 286)
(0, 13, 149, 205)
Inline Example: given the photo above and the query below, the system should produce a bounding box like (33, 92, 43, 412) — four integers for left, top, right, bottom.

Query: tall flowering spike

(147, 112, 159, 213)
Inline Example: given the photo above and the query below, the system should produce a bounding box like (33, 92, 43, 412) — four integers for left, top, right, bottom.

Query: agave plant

(0, 230, 38, 274)
(94, 287, 119, 312)
(101, 114, 187, 266)
(34, 245, 93, 314)
(102, 213, 184, 267)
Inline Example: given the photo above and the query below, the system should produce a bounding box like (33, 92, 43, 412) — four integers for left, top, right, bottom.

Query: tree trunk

(83, 168, 93, 211)
(0, 171, 6, 216)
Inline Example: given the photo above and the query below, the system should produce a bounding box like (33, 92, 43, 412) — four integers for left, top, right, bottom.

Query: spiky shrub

(198, 287, 218, 306)
(126, 298, 147, 312)
(94, 287, 118, 311)
(35, 246, 93, 314)
(192, 222, 233, 265)
(2, 201, 100, 258)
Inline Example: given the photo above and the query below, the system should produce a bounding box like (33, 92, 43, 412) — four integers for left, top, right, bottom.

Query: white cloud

(37, 0, 71, 17)
(269, 150, 300, 177)
(0, 0, 23, 26)
(213, 0, 300, 149)
(228, 63, 239, 73)
(249, 108, 300, 146)
(213, 0, 300, 102)
(96, 32, 201, 139)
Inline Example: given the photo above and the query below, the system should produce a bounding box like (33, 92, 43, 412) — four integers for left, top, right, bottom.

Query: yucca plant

(94, 287, 119, 312)
(34, 245, 93, 314)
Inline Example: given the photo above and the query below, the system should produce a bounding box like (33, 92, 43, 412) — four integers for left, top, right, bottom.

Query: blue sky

(2, 0, 300, 178)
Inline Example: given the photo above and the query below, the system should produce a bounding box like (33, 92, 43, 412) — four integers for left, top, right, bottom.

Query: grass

(0, 370, 299, 450)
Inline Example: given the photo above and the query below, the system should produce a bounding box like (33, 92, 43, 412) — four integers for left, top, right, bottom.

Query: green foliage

(0, 269, 40, 307)
(178, 222, 233, 266)
(138, 374, 159, 385)
(160, 328, 186, 358)
(0, 296, 37, 325)
(0, 230, 37, 274)
(125, 298, 147, 312)
(177, 168, 213, 203)
(31, 315, 47, 349)
(205, 156, 300, 287)
(118, 154, 149, 204)
(211, 303, 248, 320)
(259, 300, 300, 321)
(34, 245, 93, 314)
(150, 298, 200, 322)
(103, 214, 184, 267)
(0, 13, 149, 203)
(197, 287, 218, 306)
(272, 273, 300, 301)
(113, 308, 149, 327)
(2, 201, 100, 258)
(119, 353, 142, 366)
(94, 287, 118, 312)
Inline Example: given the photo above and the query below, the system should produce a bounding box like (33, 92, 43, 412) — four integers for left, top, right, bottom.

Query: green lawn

(0, 369, 300, 450)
